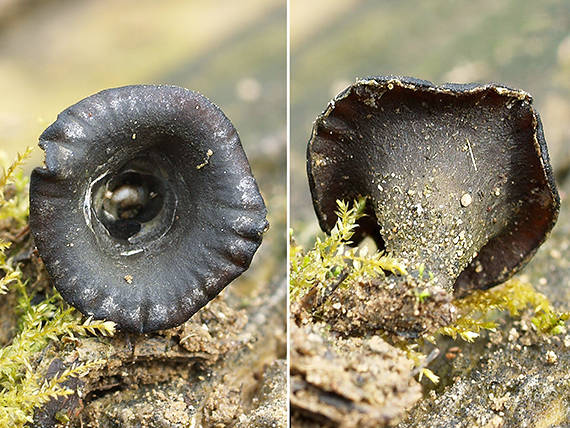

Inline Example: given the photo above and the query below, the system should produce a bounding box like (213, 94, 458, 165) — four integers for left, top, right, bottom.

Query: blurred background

(0, 0, 286, 288)
(291, 0, 570, 241)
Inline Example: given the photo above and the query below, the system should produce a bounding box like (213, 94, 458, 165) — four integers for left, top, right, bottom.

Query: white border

(286, 0, 291, 423)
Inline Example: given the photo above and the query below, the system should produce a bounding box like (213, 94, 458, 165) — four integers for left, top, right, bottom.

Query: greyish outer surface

(307, 76, 559, 295)
(29, 85, 268, 333)
(398, 176, 570, 428)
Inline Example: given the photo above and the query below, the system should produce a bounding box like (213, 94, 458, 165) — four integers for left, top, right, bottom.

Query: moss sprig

(439, 278, 570, 341)
(0, 149, 116, 427)
(395, 339, 440, 384)
(0, 243, 22, 296)
(290, 197, 407, 302)
(0, 148, 33, 227)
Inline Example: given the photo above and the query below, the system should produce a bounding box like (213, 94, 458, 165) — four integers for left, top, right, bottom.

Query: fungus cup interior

(307, 76, 559, 295)
(90, 154, 175, 245)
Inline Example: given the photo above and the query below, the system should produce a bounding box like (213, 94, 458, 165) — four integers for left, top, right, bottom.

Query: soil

(290, 321, 422, 428)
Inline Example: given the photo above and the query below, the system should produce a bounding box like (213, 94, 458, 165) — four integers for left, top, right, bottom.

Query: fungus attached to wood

(30, 85, 268, 333)
(307, 76, 559, 296)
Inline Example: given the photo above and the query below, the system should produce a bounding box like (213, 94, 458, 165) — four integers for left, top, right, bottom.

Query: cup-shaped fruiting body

(307, 76, 559, 295)
(30, 85, 268, 333)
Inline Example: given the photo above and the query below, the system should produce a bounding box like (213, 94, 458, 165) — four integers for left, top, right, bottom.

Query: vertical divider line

(286, 0, 291, 423)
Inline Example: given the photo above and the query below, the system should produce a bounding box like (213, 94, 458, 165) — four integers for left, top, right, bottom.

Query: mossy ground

(290, 198, 569, 427)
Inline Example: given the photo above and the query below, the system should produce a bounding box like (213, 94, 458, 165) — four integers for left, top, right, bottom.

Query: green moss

(289, 196, 407, 303)
(439, 278, 570, 341)
(0, 149, 116, 427)
(0, 148, 32, 228)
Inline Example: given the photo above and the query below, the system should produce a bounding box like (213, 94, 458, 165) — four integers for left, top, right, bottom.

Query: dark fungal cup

(307, 76, 559, 296)
(30, 85, 268, 333)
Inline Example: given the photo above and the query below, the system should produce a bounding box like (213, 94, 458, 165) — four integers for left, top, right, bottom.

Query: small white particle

(192, 287, 205, 299)
(460, 193, 472, 207)
(545, 350, 558, 365)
